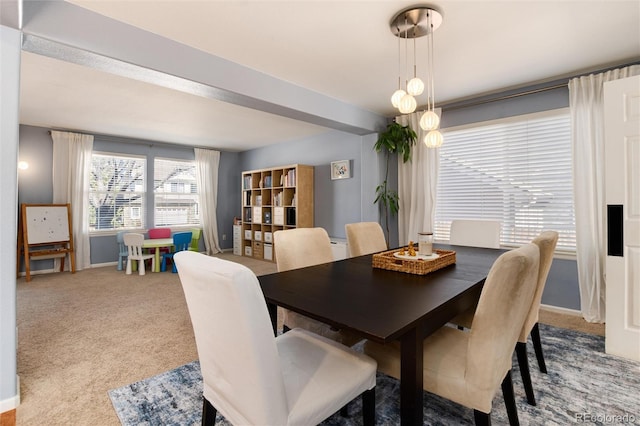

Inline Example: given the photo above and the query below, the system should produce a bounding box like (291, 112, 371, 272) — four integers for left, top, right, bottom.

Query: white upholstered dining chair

(123, 233, 155, 275)
(449, 219, 501, 248)
(364, 243, 540, 426)
(173, 251, 377, 426)
(273, 227, 363, 346)
(345, 221, 387, 257)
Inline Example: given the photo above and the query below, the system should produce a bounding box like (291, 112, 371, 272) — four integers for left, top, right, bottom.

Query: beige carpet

(15, 253, 602, 425)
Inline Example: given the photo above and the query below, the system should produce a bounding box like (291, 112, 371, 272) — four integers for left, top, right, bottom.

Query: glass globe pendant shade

(398, 94, 417, 114)
(424, 130, 443, 148)
(407, 77, 424, 96)
(391, 89, 406, 108)
(419, 110, 440, 131)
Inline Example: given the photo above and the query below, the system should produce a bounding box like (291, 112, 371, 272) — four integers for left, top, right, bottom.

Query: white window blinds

(154, 158, 200, 227)
(435, 109, 575, 253)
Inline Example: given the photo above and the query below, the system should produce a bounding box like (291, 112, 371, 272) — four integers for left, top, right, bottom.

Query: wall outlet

(222, 234, 226, 240)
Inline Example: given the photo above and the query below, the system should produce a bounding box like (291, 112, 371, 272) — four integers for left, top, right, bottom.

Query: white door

(604, 74, 640, 362)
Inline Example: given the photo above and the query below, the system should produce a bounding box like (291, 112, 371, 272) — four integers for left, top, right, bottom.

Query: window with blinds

(154, 158, 200, 227)
(434, 108, 575, 253)
(90, 153, 146, 231)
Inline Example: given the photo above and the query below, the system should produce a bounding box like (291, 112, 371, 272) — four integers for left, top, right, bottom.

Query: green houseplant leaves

(373, 121, 417, 246)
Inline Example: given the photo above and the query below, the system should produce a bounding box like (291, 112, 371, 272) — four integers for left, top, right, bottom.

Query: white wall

(0, 24, 21, 413)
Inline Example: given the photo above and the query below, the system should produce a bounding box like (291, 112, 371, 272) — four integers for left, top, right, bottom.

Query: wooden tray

(372, 249, 456, 275)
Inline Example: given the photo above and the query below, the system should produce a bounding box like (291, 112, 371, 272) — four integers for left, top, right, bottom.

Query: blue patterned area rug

(108, 324, 639, 425)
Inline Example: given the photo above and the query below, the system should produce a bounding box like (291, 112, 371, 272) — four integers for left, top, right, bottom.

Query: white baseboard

(90, 261, 118, 269)
(17, 268, 55, 277)
(18, 262, 118, 277)
(0, 375, 20, 413)
(540, 304, 582, 317)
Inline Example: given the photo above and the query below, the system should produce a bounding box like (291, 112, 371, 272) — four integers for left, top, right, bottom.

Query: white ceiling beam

(21, 0, 386, 136)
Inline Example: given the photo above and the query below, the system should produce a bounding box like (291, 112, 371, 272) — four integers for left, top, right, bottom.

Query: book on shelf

(284, 169, 296, 186)
(256, 195, 262, 207)
(264, 175, 272, 188)
(243, 175, 252, 190)
(273, 191, 283, 207)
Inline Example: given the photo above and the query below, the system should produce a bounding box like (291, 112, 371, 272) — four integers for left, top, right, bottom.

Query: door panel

(604, 74, 640, 361)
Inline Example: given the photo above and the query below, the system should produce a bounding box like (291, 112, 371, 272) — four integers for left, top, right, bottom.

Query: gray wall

(0, 24, 20, 413)
(240, 130, 386, 241)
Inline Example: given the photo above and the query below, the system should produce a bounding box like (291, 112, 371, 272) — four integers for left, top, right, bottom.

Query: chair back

(148, 228, 171, 239)
(345, 222, 387, 257)
(116, 231, 128, 255)
(449, 219, 501, 248)
(466, 243, 539, 395)
(172, 231, 192, 253)
(123, 233, 145, 258)
(174, 251, 288, 425)
(273, 227, 334, 272)
(189, 228, 202, 251)
(519, 230, 559, 341)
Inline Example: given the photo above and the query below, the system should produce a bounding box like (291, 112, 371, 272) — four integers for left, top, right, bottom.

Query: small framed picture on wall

(331, 160, 351, 180)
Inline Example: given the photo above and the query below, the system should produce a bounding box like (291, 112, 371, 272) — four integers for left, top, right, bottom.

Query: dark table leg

(400, 327, 423, 425)
(267, 302, 277, 336)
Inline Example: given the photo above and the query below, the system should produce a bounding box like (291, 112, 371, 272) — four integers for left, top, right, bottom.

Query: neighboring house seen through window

(154, 158, 200, 227)
(435, 108, 575, 253)
(90, 153, 146, 231)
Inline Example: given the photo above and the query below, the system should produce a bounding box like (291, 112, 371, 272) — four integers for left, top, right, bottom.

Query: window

(154, 158, 200, 227)
(90, 153, 146, 231)
(434, 109, 575, 253)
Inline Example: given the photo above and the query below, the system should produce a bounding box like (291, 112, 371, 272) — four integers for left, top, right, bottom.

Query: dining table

(142, 237, 174, 272)
(258, 243, 505, 426)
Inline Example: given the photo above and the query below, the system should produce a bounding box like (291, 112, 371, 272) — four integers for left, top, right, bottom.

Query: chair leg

(125, 259, 132, 275)
(531, 323, 547, 373)
(340, 404, 349, 417)
(515, 342, 536, 406)
(282, 324, 291, 333)
(473, 410, 491, 426)
(202, 398, 217, 426)
(117, 256, 123, 271)
(139, 258, 146, 275)
(362, 387, 376, 426)
(501, 370, 520, 426)
(161, 256, 167, 272)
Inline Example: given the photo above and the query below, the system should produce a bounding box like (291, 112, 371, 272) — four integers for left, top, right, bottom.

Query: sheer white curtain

(569, 64, 640, 323)
(195, 148, 221, 254)
(396, 109, 441, 246)
(51, 130, 94, 270)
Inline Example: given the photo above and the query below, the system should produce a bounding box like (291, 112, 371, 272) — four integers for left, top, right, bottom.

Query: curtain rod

(439, 60, 640, 112)
(440, 83, 567, 112)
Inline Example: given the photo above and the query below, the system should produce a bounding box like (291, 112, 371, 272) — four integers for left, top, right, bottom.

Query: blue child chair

(161, 231, 192, 273)
(116, 231, 128, 271)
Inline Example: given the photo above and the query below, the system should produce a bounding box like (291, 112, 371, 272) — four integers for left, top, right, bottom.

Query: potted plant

(374, 121, 417, 246)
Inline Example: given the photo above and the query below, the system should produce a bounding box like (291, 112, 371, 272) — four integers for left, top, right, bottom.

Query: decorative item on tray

(372, 248, 456, 275)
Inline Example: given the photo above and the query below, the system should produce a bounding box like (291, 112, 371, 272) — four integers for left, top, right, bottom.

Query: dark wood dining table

(258, 244, 505, 426)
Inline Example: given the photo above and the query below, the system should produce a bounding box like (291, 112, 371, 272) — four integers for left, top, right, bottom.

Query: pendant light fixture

(390, 5, 444, 147)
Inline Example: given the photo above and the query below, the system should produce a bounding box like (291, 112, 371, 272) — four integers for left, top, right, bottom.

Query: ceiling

(17, 0, 640, 152)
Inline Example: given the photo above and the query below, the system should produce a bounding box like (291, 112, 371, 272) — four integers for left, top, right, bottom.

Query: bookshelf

(241, 164, 314, 262)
